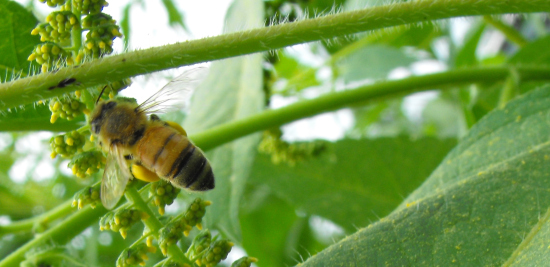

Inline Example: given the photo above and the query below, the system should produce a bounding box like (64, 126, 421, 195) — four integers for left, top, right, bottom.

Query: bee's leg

(165, 121, 187, 136)
(131, 164, 160, 183)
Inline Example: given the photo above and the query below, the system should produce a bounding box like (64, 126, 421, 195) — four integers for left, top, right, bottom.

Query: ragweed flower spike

(49, 130, 86, 159)
(231, 257, 259, 267)
(150, 180, 181, 215)
(72, 184, 101, 209)
(100, 209, 149, 239)
(116, 243, 156, 267)
(182, 198, 211, 230)
(48, 97, 87, 123)
(68, 151, 106, 178)
(198, 239, 234, 267)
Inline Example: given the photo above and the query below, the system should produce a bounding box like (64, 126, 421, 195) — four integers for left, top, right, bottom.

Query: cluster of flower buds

(198, 239, 234, 267)
(68, 151, 105, 178)
(80, 13, 122, 59)
(258, 129, 326, 165)
(100, 209, 148, 239)
(38, 0, 66, 7)
(49, 97, 87, 123)
(231, 257, 258, 267)
(116, 243, 156, 267)
(50, 130, 86, 159)
(157, 216, 193, 256)
(188, 230, 212, 257)
(73, 0, 109, 15)
(32, 11, 79, 44)
(182, 198, 211, 229)
(27, 43, 72, 72)
(72, 184, 101, 209)
(150, 180, 181, 215)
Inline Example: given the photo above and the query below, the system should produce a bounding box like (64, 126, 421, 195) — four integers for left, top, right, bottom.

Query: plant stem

(190, 66, 550, 150)
(0, 205, 106, 267)
(483, 15, 529, 47)
(0, 198, 74, 237)
(124, 187, 192, 265)
(1, 0, 548, 110)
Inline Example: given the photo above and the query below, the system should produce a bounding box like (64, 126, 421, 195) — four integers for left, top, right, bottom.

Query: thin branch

(0, 0, 548, 110)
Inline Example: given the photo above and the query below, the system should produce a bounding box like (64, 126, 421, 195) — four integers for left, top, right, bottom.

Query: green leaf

(509, 35, 550, 64)
(454, 22, 485, 67)
(240, 186, 299, 267)
(335, 45, 417, 82)
(120, 3, 132, 50)
(0, 0, 40, 79)
(0, 104, 83, 132)
(301, 84, 550, 266)
(161, 0, 187, 31)
(249, 137, 457, 232)
(184, 0, 264, 242)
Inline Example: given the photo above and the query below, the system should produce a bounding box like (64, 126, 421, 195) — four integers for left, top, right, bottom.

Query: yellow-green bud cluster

(72, 185, 101, 209)
(80, 13, 122, 59)
(27, 43, 72, 72)
(258, 129, 326, 166)
(50, 130, 86, 159)
(198, 240, 234, 267)
(231, 257, 258, 267)
(116, 243, 156, 267)
(189, 230, 212, 258)
(68, 151, 105, 178)
(100, 209, 148, 239)
(182, 198, 210, 228)
(150, 180, 181, 215)
(74, 0, 109, 15)
(157, 218, 193, 256)
(38, 0, 67, 7)
(48, 97, 87, 123)
(31, 11, 79, 44)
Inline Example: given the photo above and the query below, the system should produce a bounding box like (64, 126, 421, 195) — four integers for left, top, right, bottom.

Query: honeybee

(90, 72, 215, 209)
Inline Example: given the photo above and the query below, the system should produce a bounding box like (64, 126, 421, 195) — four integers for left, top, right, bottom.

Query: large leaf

(301, 84, 550, 265)
(509, 35, 550, 64)
(184, 0, 264, 242)
(0, 0, 40, 79)
(249, 137, 457, 232)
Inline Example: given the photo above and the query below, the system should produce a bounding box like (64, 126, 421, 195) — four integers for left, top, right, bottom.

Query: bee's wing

(137, 67, 207, 114)
(100, 146, 131, 209)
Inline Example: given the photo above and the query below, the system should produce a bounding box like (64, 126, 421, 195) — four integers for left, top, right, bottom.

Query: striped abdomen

(136, 125, 214, 191)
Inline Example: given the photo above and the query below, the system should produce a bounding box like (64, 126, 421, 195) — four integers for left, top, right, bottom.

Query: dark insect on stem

(48, 78, 77, 90)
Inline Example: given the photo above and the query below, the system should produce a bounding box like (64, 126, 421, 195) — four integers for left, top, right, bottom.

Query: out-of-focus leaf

(249, 137, 456, 232)
(0, 0, 40, 80)
(509, 35, 550, 64)
(240, 186, 299, 267)
(422, 95, 467, 138)
(161, 0, 187, 31)
(301, 85, 550, 266)
(273, 52, 320, 94)
(0, 104, 83, 132)
(335, 45, 416, 83)
(120, 3, 131, 50)
(454, 22, 485, 67)
(184, 0, 264, 242)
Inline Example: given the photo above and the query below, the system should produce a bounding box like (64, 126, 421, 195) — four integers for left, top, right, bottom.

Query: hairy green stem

(2, 65, 550, 266)
(191, 66, 550, 150)
(483, 15, 528, 47)
(0, 0, 548, 110)
(124, 187, 192, 265)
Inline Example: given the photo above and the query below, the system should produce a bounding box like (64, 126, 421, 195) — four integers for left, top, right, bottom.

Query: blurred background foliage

(1, 0, 550, 266)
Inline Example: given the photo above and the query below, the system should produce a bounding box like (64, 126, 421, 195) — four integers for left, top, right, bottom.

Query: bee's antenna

(96, 85, 108, 104)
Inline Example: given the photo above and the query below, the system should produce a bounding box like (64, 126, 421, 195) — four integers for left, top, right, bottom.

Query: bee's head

(90, 100, 117, 134)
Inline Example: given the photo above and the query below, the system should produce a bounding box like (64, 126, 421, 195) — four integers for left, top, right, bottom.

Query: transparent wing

(137, 67, 208, 114)
(100, 146, 131, 209)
